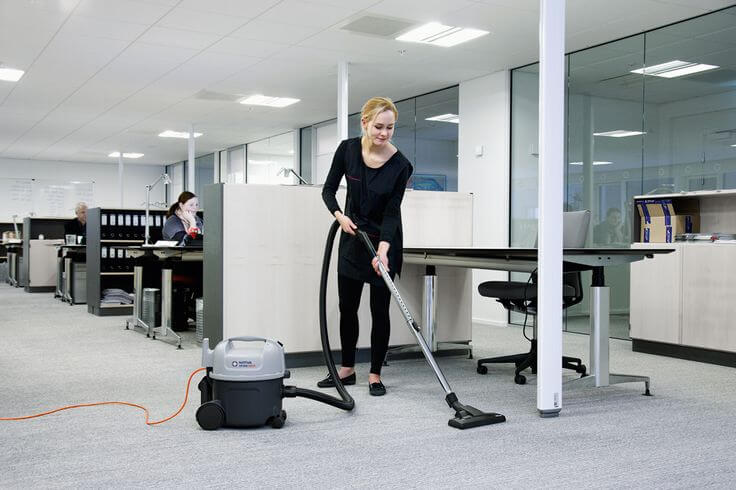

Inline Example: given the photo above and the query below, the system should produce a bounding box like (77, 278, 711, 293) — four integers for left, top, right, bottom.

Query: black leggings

(338, 274, 391, 375)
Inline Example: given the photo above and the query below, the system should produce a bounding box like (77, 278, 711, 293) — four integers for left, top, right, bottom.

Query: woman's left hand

(372, 241, 390, 275)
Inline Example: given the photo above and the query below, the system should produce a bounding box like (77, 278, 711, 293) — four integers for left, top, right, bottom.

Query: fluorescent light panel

(396, 22, 488, 47)
(593, 130, 646, 137)
(0, 67, 24, 82)
(239, 94, 300, 108)
(425, 113, 459, 123)
(630, 60, 718, 78)
(159, 130, 203, 138)
(569, 161, 612, 166)
(108, 152, 144, 159)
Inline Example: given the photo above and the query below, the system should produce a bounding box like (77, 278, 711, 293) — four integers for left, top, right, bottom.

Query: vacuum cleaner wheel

(196, 400, 225, 430)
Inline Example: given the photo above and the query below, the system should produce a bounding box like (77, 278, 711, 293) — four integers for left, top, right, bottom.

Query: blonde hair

(360, 97, 398, 150)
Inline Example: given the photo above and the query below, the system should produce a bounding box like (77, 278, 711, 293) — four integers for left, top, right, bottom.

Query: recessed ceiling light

(593, 130, 647, 138)
(630, 60, 719, 78)
(0, 66, 24, 82)
(158, 130, 203, 139)
(396, 22, 489, 47)
(426, 113, 459, 123)
(239, 95, 300, 108)
(109, 152, 144, 159)
(731, 144, 736, 147)
(569, 161, 612, 166)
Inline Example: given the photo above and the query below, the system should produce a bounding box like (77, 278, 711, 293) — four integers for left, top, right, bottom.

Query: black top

(64, 219, 86, 238)
(322, 137, 413, 286)
(162, 215, 204, 244)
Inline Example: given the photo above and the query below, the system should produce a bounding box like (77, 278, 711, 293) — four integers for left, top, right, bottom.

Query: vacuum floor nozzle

(449, 404, 506, 429)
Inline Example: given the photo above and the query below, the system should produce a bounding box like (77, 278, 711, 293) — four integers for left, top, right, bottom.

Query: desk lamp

(11, 214, 20, 238)
(145, 173, 172, 245)
(277, 167, 310, 185)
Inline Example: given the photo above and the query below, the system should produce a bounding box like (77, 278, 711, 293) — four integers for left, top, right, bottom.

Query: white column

(337, 61, 349, 142)
(188, 124, 195, 191)
(537, 0, 565, 417)
(118, 153, 124, 207)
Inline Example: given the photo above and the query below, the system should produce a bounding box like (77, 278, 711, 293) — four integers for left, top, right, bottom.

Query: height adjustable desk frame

(403, 247, 673, 411)
(125, 246, 203, 349)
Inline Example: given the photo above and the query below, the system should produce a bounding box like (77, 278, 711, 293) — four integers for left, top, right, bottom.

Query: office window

(300, 86, 458, 190)
(510, 6, 736, 339)
(246, 131, 297, 185)
(220, 145, 245, 184)
(195, 153, 215, 201)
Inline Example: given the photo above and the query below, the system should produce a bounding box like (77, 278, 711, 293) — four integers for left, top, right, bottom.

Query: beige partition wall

(216, 185, 473, 359)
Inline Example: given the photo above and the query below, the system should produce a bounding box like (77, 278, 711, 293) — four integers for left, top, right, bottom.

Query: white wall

(0, 158, 166, 222)
(458, 70, 511, 327)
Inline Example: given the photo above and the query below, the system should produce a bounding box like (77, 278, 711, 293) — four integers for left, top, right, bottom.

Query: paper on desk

(152, 240, 179, 247)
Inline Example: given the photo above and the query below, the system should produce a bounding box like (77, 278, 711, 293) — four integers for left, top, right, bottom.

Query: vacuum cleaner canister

(197, 337, 290, 430)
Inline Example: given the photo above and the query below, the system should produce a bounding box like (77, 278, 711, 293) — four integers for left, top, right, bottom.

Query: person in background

(594, 207, 625, 245)
(162, 191, 203, 244)
(64, 202, 87, 241)
(319, 96, 413, 397)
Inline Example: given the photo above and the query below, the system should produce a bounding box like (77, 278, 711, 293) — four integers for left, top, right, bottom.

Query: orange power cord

(0, 367, 205, 426)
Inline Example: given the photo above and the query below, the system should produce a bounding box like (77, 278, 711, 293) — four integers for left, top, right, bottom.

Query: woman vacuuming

(319, 96, 413, 396)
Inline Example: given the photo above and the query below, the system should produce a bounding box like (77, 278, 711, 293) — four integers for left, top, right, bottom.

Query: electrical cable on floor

(0, 367, 205, 425)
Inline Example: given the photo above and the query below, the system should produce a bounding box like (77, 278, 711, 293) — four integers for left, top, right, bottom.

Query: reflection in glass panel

(643, 6, 736, 194)
(195, 153, 214, 201)
(415, 88, 459, 191)
(225, 146, 245, 184)
(247, 132, 297, 185)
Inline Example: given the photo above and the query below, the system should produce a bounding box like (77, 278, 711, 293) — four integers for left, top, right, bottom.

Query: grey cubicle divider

(203, 183, 224, 345)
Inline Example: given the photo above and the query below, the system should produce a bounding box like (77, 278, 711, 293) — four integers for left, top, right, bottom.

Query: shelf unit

(87, 207, 167, 316)
(630, 190, 736, 367)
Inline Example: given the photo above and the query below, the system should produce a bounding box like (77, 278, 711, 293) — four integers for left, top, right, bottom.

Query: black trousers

(338, 274, 391, 375)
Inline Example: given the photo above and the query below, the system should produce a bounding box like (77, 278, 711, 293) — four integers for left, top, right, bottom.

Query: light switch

(474, 145, 484, 157)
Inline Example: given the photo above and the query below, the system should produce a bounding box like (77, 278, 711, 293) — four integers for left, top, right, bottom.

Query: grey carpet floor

(1, 283, 735, 489)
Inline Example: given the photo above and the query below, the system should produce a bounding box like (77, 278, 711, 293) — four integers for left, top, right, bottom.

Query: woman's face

(180, 197, 199, 214)
(362, 110, 395, 147)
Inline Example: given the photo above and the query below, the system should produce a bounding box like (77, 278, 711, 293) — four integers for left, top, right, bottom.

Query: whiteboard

(0, 178, 95, 222)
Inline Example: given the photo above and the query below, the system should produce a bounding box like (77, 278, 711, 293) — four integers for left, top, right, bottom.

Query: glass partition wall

(510, 6, 736, 339)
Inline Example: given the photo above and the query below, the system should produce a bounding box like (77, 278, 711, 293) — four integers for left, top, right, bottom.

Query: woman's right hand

(336, 212, 357, 235)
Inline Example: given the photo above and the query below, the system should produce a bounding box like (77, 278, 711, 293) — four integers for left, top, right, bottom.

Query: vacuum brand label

(231, 360, 258, 368)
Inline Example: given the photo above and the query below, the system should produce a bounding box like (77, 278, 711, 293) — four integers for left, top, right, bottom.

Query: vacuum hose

(283, 220, 354, 411)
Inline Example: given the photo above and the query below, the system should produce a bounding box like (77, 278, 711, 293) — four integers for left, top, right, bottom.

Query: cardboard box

(637, 198, 700, 243)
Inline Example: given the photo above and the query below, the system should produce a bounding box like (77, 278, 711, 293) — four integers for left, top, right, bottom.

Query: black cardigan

(322, 137, 413, 286)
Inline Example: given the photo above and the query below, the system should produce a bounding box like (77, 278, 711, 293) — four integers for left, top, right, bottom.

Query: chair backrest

(563, 210, 591, 248)
(561, 210, 590, 307)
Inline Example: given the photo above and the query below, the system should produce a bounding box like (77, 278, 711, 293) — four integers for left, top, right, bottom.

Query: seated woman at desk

(162, 191, 204, 244)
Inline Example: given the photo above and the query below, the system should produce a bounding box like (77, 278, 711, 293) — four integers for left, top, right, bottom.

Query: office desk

(404, 247, 673, 409)
(55, 244, 86, 304)
(124, 245, 203, 348)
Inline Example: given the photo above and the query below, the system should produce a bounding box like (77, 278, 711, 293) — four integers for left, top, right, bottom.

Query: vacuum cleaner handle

(356, 230, 377, 257)
(227, 336, 273, 344)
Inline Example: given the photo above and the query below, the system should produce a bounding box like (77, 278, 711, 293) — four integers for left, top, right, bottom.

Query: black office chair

(476, 210, 591, 385)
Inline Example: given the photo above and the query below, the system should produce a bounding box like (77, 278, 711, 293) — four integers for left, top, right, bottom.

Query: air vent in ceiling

(340, 15, 415, 38)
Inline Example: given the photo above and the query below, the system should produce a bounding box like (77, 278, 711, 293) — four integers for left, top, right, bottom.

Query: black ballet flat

(317, 372, 356, 388)
(369, 381, 386, 396)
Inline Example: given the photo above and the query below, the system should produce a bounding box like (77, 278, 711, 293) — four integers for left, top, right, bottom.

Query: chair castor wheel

(270, 411, 286, 429)
(196, 400, 225, 430)
(514, 374, 527, 385)
(577, 364, 587, 375)
(477, 365, 488, 375)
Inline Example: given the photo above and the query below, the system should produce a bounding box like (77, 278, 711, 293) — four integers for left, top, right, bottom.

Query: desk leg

(126, 265, 145, 333)
(154, 267, 181, 349)
(387, 266, 471, 360)
(565, 267, 650, 395)
(64, 257, 73, 304)
(56, 256, 64, 300)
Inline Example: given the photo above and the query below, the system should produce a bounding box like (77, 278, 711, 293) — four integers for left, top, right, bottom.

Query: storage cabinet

(630, 190, 736, 366)
(87, 208, 167, 316)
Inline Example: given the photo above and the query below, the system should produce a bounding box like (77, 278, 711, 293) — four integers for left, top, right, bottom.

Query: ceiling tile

(177, 0, 281, 18)
(208, 37, 290, 58)
(62, 14, 149, 41)
(137, 26, 223, 50)
(157, 7, 250, 34)
(256, 0, 361, 29)
(366, 0, 476, 24)
(75, 0, 174, 24)
(229, 19, 322, 44)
